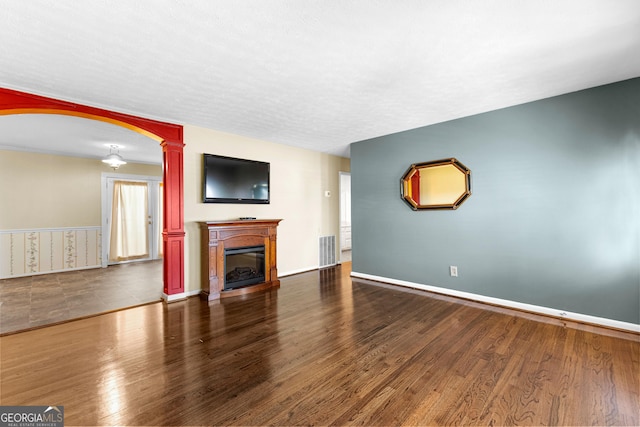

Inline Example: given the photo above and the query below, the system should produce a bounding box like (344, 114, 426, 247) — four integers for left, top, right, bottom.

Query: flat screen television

(203, 153, 270, 204)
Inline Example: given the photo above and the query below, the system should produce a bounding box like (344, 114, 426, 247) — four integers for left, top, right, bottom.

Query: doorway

(101, 173, 163, 267)
(339, 172, 351, 263)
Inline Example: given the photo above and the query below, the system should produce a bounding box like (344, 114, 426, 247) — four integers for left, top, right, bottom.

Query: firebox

(224, 245, 266, 290)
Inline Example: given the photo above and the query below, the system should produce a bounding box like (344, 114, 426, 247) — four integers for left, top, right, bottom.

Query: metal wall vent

(319, 235, 336, 268)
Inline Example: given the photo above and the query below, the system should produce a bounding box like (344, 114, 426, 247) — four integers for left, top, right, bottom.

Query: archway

(0, 87, 185, 300)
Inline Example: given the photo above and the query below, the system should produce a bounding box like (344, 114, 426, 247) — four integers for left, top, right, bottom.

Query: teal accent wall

(351, 78, 640, 324)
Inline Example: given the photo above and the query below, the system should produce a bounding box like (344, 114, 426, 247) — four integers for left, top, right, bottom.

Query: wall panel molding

(0, 227, 101, 278)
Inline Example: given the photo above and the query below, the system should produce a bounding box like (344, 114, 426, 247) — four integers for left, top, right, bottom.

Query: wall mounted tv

(203, 153, 270, 204)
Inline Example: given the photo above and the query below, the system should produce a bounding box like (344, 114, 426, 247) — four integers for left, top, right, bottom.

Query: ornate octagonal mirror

(400, 158, 471, 210)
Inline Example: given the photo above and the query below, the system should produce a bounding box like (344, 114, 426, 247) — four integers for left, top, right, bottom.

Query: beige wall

(1, 128, 351, 294)
(0, 150, 162, 229)
(184, 125, 350, 292)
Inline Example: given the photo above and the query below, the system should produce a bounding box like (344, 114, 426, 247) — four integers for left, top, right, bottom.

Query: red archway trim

(1, 108, 165, 142)
(0, 87, 185, 298)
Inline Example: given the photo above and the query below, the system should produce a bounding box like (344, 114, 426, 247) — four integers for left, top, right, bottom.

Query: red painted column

(161, 139, 185, 297)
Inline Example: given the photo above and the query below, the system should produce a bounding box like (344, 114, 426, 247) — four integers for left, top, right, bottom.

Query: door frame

(101, 173, 163, 267)
(339, 171, 351, 263)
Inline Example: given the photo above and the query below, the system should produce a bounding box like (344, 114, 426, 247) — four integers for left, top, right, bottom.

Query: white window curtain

(109, 181, 149, 262)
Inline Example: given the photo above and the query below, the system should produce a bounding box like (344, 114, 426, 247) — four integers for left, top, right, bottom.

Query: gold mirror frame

(400, 158, 472, 210)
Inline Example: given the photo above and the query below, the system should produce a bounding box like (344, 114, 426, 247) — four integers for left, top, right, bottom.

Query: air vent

(319, 235, 336, 268)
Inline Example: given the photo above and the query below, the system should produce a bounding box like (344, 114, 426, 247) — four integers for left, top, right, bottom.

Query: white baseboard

(279, 266, 319, 277)
(351, 271, 640, 333)
(186, 289, 202, 297)
(162, 288, 199, 302)
(280, 262, 345, 278)
(1, 265, 101, 279)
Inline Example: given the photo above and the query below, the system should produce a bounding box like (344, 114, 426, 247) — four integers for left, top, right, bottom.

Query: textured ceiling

(0, 114, 161, 164)
(1, 0, 639, 162)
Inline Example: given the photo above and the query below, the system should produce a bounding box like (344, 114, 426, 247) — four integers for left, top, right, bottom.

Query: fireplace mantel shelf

(200, 219, 282, 300)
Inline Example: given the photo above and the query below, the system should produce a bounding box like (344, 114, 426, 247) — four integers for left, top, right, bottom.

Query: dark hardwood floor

(1, 263, 638, 426)
(0, 260, 163, 335)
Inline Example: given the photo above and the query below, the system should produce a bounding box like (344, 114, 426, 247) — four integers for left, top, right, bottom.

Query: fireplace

(200, 219, 282, 300)
(224, 245, 265, 290)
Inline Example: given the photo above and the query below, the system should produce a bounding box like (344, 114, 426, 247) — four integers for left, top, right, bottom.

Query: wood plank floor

(1, 263, 638, 426)
(0, 260, 163, 335)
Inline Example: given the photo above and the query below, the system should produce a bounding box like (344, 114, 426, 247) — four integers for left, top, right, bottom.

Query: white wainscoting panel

(0, 227, 102, 278)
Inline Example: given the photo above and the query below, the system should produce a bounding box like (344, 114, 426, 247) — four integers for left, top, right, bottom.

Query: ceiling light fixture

(102, 144, 127, 170)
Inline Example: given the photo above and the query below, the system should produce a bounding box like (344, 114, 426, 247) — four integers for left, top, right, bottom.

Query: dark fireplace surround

(200, 219, 282, 300)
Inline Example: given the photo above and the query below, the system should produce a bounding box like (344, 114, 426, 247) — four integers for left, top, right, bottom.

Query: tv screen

(203, 154, 270, 204)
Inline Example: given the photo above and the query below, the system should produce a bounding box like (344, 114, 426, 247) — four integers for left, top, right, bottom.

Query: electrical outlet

(450, 266, 458, 277)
